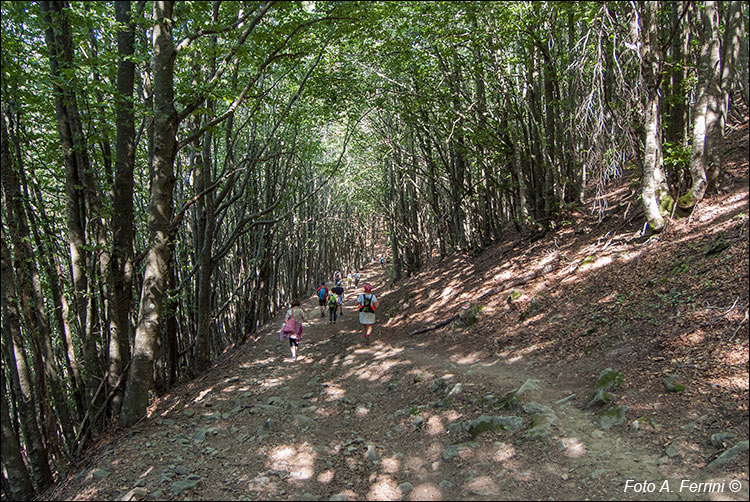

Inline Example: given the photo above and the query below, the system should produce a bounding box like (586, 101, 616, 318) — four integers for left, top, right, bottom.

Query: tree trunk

(0, 238, 52, 490)
(8, 104, 86, 422)
(192, 2, 220, 374)
(680, 1, 721, 209)
(41, 0, 112, 436)
(2, 110, 77, 455)
(638, 0, 668, 231)
(510, 112, 530, 226)
(666, 1, 687, 145)
(1, 368, 36, 501)
(703, 1, 723, 191)
(120, 0, 178, 428)
(108, 0, 137, 419)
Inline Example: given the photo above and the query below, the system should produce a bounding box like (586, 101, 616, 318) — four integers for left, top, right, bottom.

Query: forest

(1, 1, 748, 500)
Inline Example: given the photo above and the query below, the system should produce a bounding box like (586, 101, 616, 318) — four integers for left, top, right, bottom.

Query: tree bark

(3, 109, 77, 456)
(120, 0, 178, 428)
(665, 1, 687, 146)
(1, 368, 36, 501)
(638, 0, 668, 231)
(108, 0, 137, 418)
(0, 237, 52, 490)
(720, 1, 743, 134)
(680, 1, 721, 209)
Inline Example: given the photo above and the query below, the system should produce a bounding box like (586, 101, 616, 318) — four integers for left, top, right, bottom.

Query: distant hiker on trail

(333, 270, 342, 284)
(356, 283, 380, 344)
(316, 282, 329, 318)
(354, 271, 360, 288)
(347, 272, 353, 289)
(328, 290, 339, 324)
(280, 300, 306, 361)
(332, 281, 345, 318)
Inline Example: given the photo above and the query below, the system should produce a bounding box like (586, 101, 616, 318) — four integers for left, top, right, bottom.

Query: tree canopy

(1, 1, 747, 498)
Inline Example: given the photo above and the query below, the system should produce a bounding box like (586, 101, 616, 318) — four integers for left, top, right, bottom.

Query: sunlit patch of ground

(322, 383, 346, 400)
(463, 475, 500, 496)
(380, 456, 401, 473)
(267, 442, 317, 481)
(559, 437, 586, 458)
(491, 442, 517, 462)
(317, 469, 334, 483)
(366, 474, 401, 500)
(409, 482, 443, 500)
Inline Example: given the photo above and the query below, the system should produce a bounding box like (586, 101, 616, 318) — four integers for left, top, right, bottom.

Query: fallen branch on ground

(410, 314, 459, 336)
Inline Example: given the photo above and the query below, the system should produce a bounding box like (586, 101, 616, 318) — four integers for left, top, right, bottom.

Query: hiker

(280, 300, 306, 361)
(356, 283, 380, 344)
(354, 271, 360, 287)
(332, 281, 345, 318)
(333, 270, 342, 284)
(328, 290, 339, 324)
(347, 272, 353, 289)
(316, 281, 329, 317)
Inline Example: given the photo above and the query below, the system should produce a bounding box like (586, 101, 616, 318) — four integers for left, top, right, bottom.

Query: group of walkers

(279, 269, 379, 361)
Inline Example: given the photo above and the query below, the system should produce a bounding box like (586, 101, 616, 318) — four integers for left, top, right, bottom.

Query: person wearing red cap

(355, 283, 380, 344)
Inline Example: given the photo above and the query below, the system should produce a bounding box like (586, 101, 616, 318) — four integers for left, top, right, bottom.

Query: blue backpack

(317, 288, 326, 300)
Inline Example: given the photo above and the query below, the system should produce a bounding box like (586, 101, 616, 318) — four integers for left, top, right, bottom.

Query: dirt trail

(42, 264, 747, 501)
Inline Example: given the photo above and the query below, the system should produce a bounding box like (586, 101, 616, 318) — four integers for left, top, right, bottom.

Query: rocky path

(45, 267, 747, 501)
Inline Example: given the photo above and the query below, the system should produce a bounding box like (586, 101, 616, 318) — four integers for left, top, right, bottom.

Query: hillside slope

(40, 123, 748, 501)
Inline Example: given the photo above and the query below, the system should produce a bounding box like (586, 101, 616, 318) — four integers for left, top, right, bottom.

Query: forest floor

(40, 122, 749, 501)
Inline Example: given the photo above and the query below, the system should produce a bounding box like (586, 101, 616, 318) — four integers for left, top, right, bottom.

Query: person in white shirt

(355, 283, 380, 344)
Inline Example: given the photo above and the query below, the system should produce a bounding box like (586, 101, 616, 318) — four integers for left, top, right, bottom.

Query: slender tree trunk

(540, 15, 559, 218)
(1, 368, 36, 501)
(0, 238, 52, 490)
(41, 0, 92, 414)
(510, 111, 530, 226)
(193, 2, 220, 374)
(108, 0, 137, 419)
(666, 1, 686, 145)
(120, 0, 178, 428)
(8, 105, 86, 423)
(2, 111, 76, 455)
(703, 1, 723, 191)
(638, 1, 668, 231)
(720, 1, 743, 134)
(680, 1, 721, 209)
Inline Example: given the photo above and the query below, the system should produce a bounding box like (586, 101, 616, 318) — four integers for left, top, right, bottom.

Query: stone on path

(446, 383, 463, 397)
(92, 469, 111, 479)
(705, 441, 749, 470)
(170, 476, 200, 495)
(442, 442, 478, 461)
(662, 376, 686, 392)
(398, 482, 413, 494)
(710, 432, 737, 448)
(599, 404, 628, 429)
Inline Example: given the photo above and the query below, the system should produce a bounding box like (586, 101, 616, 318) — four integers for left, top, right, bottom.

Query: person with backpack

(316, 282, 329, 318)
(332, 281, 345, 318)
(354, 271, 360, 288)
(327, 290, 339, 324)
(280, 300, 306, 361)
(355, 283, 380, 344)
